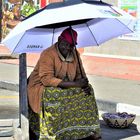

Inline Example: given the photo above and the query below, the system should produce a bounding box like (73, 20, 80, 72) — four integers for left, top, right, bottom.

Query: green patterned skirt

(29, 86, 101, 140)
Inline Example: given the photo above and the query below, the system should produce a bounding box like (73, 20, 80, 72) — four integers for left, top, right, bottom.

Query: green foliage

(21, 3, 39, 17)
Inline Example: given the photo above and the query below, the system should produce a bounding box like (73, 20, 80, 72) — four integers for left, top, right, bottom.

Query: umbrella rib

(12, 32, 27, 54)
(109, 6, 134, 33)
(86, 22, 99, 46)
(116, 18, 134, 33)
(109, 5, 122, 16)
(52, 29, 55, 45)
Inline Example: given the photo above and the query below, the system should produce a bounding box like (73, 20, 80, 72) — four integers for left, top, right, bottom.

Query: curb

(83, 53, 140, 61)
(97, 99, 140, 116)
(0, 81, 19, 92)
(117, 103, 140, 116)
(0, 53, 19, 59)
(96, 99, 117, 112)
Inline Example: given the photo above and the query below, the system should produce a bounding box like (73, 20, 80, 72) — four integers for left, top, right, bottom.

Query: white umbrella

(1, 0, 135, 54)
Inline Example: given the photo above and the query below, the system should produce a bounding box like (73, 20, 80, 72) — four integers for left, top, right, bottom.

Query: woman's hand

(58, 78, 93, 96)
(75, 78, 93, 96)
(75, 78, 89, 88)
(58, 79, 88, 88)
(82, 85, 92, 96)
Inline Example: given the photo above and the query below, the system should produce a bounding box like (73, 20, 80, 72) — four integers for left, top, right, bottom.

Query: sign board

(118, 0, 140, 40)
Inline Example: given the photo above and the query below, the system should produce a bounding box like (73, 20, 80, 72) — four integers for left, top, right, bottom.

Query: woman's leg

(29, 127, 39, 140)
(28, 105, 40, 140)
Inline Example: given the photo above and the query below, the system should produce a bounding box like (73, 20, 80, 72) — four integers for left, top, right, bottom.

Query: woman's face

(58, 39, 74, 58)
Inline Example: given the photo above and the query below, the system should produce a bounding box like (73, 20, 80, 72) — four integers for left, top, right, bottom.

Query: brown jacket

(27, 44, 86, 113)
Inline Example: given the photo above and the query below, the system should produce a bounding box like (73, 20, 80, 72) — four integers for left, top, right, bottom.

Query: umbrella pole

(75, 48, 84, 78)
(69, 27, 84, 78)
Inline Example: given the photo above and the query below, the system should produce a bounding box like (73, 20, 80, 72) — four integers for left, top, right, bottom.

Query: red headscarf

(59, 28, 78, 45)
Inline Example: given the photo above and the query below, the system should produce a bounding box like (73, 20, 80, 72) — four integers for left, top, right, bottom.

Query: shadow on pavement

(100, 120, 140, 140)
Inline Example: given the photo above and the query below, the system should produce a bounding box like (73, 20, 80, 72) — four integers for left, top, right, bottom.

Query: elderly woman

(28, 28, 101, 140)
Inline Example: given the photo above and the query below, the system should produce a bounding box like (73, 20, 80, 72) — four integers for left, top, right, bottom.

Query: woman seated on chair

(27, 27, 101, 140)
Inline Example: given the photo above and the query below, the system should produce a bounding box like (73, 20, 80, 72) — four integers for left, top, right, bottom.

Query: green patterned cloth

(29, 86, 101, 140)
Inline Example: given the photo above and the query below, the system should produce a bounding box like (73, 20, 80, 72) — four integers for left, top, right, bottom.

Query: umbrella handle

(69, 27, 84, 78)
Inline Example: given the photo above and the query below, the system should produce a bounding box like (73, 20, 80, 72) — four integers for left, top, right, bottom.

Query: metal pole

(19, 53, 28, 126)
(19, 53, 29, 140)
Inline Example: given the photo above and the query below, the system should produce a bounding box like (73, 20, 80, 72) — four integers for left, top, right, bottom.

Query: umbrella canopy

(1, 0, 135, 54)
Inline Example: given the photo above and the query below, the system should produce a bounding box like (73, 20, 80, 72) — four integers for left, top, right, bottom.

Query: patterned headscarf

(59, 28, 77, 45)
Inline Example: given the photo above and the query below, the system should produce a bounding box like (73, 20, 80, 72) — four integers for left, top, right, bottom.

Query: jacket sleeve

(39, 51, 62, 87)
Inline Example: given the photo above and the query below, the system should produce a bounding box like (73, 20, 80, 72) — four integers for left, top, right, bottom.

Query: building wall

(84, 0, 140, 57)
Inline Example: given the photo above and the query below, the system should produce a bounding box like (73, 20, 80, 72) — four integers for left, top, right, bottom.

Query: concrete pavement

(0, 62, 140, 139)
(0, 62, 140, 113)
(1, 45, 140, 139)
(0, 88, 140, 140)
